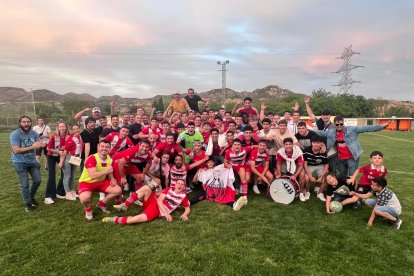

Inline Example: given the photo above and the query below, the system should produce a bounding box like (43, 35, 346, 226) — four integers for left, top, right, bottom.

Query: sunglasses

(335, 123, 344, 126)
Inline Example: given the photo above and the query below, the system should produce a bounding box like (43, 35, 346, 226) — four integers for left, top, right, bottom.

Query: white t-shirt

(32, 125, 51, 142)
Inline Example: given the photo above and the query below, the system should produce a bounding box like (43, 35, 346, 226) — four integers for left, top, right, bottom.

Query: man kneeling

(102, 179, 190, 224)
(78, 140, 122, 220)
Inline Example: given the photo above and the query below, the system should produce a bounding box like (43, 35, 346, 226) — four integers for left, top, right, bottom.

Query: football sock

(125, 192, 138, 207)
(241, 182, 248, 196)
(115, 216, 128, 224)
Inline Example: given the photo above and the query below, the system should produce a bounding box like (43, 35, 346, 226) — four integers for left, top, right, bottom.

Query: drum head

(269, 177, 299, 204)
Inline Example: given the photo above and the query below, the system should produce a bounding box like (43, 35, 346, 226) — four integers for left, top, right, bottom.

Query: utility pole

(217, 60, 229, 106)
(333, 45, 364, 94)
(31, 88, 37, 120)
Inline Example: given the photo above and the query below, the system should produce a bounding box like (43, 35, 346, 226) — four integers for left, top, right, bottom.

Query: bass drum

(269, 177, 300, 204)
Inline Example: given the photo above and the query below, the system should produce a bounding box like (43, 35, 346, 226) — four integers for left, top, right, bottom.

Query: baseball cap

(92, 107, 101, 113)
(155, 111, 162, 115)
(188, 110, 195, 114)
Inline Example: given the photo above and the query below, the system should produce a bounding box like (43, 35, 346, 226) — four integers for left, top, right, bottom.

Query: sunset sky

(0, 0, 413, 100)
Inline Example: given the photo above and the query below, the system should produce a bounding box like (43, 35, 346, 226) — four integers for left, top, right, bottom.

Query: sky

(0, 0, 413, 101)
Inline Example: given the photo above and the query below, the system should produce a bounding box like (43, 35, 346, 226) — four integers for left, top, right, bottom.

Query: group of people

(10, 88, 402, 229)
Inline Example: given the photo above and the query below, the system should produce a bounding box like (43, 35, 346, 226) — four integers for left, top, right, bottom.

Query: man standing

(101, 114, 121, 137)
(10, 116, 45, 212)
(32, 117, 51, 171)
(184, 88, 209, 113)
(314, 116, 391, 177)
(168, 92, 191, 114)
(80, 117, 100, 171)
(74, 106, 102, 126)
(232, 97, 259, 117)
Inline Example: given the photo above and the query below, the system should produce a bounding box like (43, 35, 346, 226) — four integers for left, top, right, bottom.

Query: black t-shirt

(128, 123, 142, 145)
(303, 146, 328, 166)
(295, 130, 317, 149)
(326, 176, 355, 197)
(80, 128, 100, 158)
(184, 95, 202, 112)
(101, 127, 121, 137)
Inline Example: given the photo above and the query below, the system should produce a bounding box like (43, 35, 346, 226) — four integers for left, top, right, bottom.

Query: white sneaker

(233, 196, 247, 211)
(253, 185, 260, 194)
(99, 192, 106, 201)
(317, 193, 326, 202)
(44, 197, 55, 205)
(85, 211, 93, 220)
(71, 190, 79, 198)
(65, 193, 76, 201)
(299, 193, 306, 202)
(56, 194, 66, 199)
(123, 183, 129, 191)
(314, 187, 320, 193)
(305, 192, 311, 201)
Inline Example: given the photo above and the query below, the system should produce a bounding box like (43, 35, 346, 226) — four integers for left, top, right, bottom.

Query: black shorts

(35, 147, 47, 156)
(356, 185, 371, 194)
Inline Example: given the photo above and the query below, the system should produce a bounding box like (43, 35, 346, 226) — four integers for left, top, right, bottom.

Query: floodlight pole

(217, 60, 229, 106)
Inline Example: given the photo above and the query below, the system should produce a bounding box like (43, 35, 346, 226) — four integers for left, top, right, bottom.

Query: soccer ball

(330, 201, 343, 213)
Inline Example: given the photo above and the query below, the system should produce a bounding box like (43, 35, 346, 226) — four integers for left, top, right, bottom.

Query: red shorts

(113, 162, 141, 182)
(142, 193, 161, 222)
(78, 179, 111, 194)
(255, 165, 265, 174)
(233, 164, 250, 174)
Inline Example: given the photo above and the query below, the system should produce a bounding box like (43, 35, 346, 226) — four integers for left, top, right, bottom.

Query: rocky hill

(0, 85, 303, 105)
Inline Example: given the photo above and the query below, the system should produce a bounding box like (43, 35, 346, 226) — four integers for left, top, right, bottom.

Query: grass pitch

(1, 131, 413, 275)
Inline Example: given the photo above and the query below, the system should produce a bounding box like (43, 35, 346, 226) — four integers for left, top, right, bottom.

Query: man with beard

(78, 140, 122, 220)
(101, 114, 121, 137)
(169, 154, 208, 191)
(10, 116, 46, 212)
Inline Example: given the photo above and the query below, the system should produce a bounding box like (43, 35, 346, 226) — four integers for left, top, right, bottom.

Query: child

(350, 177, 402, 229)
(347, 151, 387, 209)
(102, 179, 190, 225)
(325, 173, 359, 214)
(348, 151, 388, 194)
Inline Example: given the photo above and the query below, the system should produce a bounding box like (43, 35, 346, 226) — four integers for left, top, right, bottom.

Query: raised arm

(74, 107, 91, 122)
(304, 96, 316, 121)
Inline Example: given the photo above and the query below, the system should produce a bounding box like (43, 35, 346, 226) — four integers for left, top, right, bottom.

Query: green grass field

(1, 131, 413, 275)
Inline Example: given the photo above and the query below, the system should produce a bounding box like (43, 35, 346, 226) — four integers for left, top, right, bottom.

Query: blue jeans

(13, 161, 42, 204)
(365, 198, 399, 218)
(62, 155, 76, 193)
(45, 156, 65, 198)
(338, 157, 359, 177)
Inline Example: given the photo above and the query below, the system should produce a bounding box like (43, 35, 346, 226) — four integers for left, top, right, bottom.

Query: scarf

(277, 145, 303, 174)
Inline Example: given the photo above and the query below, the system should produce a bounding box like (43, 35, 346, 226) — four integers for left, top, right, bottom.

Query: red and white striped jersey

(161, 187, 189, 214)
(249, 148, 269, 167)
(169, 164, 190, 189)
(104, 132, 134, 157)
(225, 146, 252, 166)
(112, 144, 151, 164)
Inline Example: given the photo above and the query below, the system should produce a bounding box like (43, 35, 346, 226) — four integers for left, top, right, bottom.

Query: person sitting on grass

(303, 135, 329, 202)
(102, 179, 190, 225)
(249, 139, 273, 195)
(190, 157, 242, 210)
(275, 138, 306, 201)
(347, 151, 388, 209)
(78, 140, 122, 220)
(325, 173, 359, 214)
(224, 138, 256, 210)
(350, 177, 402, 229)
